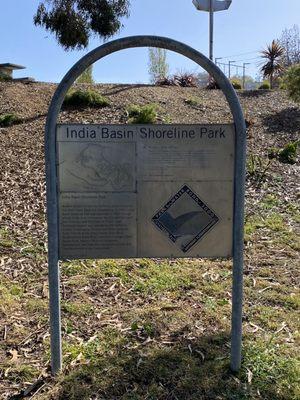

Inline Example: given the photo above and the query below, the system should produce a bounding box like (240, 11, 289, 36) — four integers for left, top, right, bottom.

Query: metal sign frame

(45, 35, 246, 375)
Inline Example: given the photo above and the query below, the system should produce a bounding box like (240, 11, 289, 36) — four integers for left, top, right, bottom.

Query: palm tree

(260, 40, 285, 89)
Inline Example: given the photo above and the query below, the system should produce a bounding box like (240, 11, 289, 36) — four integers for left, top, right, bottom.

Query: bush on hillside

(258, 81, 270, 90)
(268, 141, 298, 164)
(0, 113, 21, 127)
(127, 104, 157, 124)
(231, 79, 242, 89)
(281, 64, 300, 103)
(155, 76, 176, 86)
(206, 77, 220, 90)
(0, 73, 13, 82)
(63, 89, 110, 107)
(173, 72, 198, 87)
(185, 97, 200, 107)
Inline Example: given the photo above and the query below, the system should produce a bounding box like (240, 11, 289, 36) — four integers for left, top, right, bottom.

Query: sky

(0, 0, 299, 83)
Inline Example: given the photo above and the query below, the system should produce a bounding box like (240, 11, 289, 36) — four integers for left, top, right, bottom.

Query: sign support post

(45, 35, 246, 375)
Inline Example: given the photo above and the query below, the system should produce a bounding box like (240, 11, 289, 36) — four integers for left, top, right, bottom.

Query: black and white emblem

(152, 185, 219, 253)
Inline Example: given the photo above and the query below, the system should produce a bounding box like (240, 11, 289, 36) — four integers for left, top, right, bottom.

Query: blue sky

(0, 0, 299, 83)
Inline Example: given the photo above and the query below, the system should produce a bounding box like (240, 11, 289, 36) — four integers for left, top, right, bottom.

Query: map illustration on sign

(152, 185, 219, 253)
(58, 143, 135, 192)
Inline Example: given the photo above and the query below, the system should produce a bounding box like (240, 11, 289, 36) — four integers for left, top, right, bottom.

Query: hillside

(0, 82, 299, 400)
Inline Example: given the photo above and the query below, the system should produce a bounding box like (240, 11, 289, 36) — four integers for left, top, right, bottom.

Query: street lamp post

(193, 0, 233, 61)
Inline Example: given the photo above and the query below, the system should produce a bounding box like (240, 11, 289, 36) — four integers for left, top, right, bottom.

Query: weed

(261, 194, 279, 210)
(63, 89, 110, 107)
(278, 141, 298, 164)
(269, 141, 298, 164)
(185, 97, 200, 107)
(247, 154, 272, 184)
(127, 104, 157, 124)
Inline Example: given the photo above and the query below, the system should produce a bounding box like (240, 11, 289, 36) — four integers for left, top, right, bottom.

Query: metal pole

(209, 0, 214, 60)
(228, 60, 235, 79)
(45, 104, 62, 374)
(45, 35, 246, 374)
(243, 63, 250, 89)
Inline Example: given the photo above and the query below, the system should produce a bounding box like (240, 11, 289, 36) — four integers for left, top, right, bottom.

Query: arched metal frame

(45, 36, 246, 374)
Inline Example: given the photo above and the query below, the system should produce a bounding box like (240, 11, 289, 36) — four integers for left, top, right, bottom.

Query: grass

(0, 200, 299, 399)
(63, 89, 110, 108)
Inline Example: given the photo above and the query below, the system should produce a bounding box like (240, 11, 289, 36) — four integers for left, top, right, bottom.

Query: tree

(76, 65, 94, 84)
(148, 48, 169, 84)
(34, 0, 130, 50)
(279, 25, 300, 67)
(260, 40, 285, 89)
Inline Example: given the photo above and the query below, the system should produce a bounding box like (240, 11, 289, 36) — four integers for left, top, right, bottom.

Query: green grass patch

(0, 280, 24, 314)
(245, 213, 299, 250)
(133, 261, 194, 294)
(127, 104, 157, 124)
(62, 301, 94, 317)
(242, 339, 300, 400)
(63, 89, 110, 108)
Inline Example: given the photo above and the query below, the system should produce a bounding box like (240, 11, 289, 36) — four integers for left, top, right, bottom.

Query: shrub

(0, 74, 13, 82)
(206, 77, 220, 90)
(0, 113, 21, 127)
(155, 76, 175, 86)
(76, 65, 94, 84)
(268, 141, 298, 164)
(247, 154, 272, 185)
(258, 81, 270, 90)
(127, 104, 157, 124)
(185, 97, 200, 107)
(231, 79, 242, 89)
(278, 141, 298, 164)
(281, 64, 300, 103)
(63, 89, 109, 107)
(173, 72, 198, 87)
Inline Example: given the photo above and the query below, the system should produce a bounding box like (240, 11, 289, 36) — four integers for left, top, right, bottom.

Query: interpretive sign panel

(56, 123, 235, 259)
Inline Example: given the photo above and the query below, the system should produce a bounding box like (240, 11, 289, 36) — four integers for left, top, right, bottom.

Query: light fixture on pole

(228, 60, 235, 79)
(243, 62, 251, 89)
(192, 0, 232, 61)
(215, 57, 223, 66)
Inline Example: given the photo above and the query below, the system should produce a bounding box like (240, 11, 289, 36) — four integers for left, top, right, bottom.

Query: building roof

(0, 63, 25, 70)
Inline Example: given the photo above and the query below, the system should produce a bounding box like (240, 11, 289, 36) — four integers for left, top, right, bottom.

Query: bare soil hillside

(0, 82, 299, 400)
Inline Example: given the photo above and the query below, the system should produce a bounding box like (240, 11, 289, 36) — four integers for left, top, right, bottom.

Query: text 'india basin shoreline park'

(64, 125, 228, 140)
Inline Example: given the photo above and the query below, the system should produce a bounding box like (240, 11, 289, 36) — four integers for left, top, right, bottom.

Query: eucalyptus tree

(34, 0, 130, 50)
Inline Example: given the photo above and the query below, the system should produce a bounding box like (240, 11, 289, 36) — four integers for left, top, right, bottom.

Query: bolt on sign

(45, 36, 246, 375)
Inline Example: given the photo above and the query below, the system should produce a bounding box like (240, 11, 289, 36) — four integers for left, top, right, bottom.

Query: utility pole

(228, 60, 235, 79)
(209, 0, 214, 60)
(215, 57, 223, 66)
(193, 1, 232, 60)
(242, 62, 250, 89)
